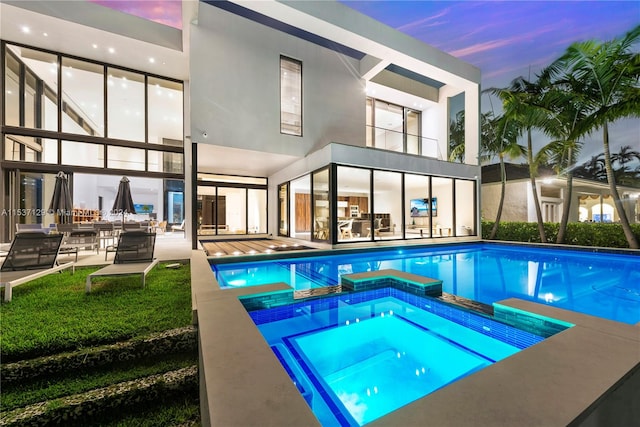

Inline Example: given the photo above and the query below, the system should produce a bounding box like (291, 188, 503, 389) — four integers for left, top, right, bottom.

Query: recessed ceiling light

(149, 57, 155, 63)
(108, 47, 115, 54)
(43, 32, 48, 37)
(92, 43, 98, 49)
(21, 26, 30, 34)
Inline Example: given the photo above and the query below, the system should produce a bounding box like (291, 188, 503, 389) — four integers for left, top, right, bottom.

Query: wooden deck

(200, 238, 311, 257)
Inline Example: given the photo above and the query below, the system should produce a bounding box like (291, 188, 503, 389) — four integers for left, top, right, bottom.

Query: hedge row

(481, 221, 640, 248)
(1, 326, 197, 385)
(0, 366, 198, 427)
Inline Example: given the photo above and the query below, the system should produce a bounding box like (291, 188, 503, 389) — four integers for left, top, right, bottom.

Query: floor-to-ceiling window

(336, 166, 370, 242)
(366, 97, 422, 156)
(432, 177, 454, 237)
(1, 42, 185, 241)
(312, 168, 330, 243)
(195, 174, 267, 236)
(278, 183, 289, 236)
(280, 164, 477, 245)
(405, 173, 432, 239)
(373, 170, 402, 241)
(290, 175, 311, 240)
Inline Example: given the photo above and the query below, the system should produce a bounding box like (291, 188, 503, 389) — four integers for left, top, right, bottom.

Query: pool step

(271, 344, 313, 405)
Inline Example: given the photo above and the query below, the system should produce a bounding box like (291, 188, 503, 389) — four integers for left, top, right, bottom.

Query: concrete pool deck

(191, 248, 640, 426)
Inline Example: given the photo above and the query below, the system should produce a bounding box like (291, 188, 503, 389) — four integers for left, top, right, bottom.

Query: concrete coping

(193, 250, 640, 427)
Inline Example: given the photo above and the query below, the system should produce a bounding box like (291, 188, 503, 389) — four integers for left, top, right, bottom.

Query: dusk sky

(92, 0, 639, 163)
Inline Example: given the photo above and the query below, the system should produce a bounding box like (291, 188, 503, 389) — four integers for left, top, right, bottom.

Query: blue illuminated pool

(244, 287, 550, 426)
(214, 243, 640, 324)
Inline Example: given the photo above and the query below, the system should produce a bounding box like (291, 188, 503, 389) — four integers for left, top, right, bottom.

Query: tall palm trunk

(602, 122, 639, 249)
(556, 146, 574, 244)
(527, 128, 547, 242)
(489, 154, 507, 239)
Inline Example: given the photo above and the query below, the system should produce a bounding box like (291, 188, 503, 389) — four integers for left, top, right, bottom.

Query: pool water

(245, 287, 547, 426)
(215, 243, 640, 324)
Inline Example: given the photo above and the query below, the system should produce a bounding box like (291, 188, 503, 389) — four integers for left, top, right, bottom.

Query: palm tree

(574, 154, 607, 181)
(612, 145, 640, 171)
(487, 77, 549, 243)
(482, 113, 524, 239)
(535, 74, 591, 243)
(546, 25, 640, 248)
(448, 110, 465, 163)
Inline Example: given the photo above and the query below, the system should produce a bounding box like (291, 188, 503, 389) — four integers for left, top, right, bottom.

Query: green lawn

(1, 263, 192, 362)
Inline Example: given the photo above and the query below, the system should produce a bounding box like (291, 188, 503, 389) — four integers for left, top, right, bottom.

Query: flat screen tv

(410, 198, 437, 217)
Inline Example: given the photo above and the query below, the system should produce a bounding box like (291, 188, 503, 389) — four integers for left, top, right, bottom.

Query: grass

(1, 261, 198, 425)
(102, 396, 201, 427)
(1, 263, 192, 362)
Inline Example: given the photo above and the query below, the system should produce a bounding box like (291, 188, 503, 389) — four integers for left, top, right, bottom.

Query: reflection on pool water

(244, 287, 549, 426)
(215, 243, 640, 324)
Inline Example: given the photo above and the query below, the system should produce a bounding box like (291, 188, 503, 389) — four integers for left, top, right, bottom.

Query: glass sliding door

(248, 189, 267, 234)
(278, 183, 289, 236)
(290, 175, 311, 240)
(218, 187, 246, 234)
(431, 177, 454, 237)
(455, 179, 476, 236)
(406, 109, 420, 155)
(336, 166, 370, 242)
(404, 174, 431, 239)
(373, 170, 402, 241)
(312, 168, 330, 243)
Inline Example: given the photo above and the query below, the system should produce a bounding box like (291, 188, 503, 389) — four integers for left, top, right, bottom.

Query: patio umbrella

(112, 176, 136, 223)
(48, 171, 73, 224)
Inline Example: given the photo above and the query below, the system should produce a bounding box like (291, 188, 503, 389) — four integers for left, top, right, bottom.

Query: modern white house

(1, 0, 481, 247)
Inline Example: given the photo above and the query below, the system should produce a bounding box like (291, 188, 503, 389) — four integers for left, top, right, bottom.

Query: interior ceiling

(198, 144, 300, 178)
(0, 2, 190, 80)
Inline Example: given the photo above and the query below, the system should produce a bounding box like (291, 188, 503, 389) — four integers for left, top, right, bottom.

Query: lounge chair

(1, 232, 75, 302)
(86, 231, 159, 293)
(171, 220, 185, 233)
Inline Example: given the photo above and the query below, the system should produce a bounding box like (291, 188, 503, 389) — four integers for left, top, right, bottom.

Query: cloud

(397, 8, 451, 31)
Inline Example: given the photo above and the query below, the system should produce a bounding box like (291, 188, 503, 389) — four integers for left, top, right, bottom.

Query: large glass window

(5, 45, 58, 131)
(62, 58, 104, 136)
(373, 170, 402, 241)
(4, 135, 57, 164)
(455, 179, 476, 236)
(148, 151, 183, 173)
(367, 98, 422, 155)
(61, 141, 103, 167)
(107, 146, 145, 171)
(3, 44, 184, 175)
(219, 187, 247, 234)
(278, 183, 289, 236)
(107, 68, 145, 141)
(406, 109, 420, 155)
(405, 174, 431, 239)
(336, 166, 370, 241)
(248, 189, 267, 234)
(432, 177, 454, 237)
(290, 175, 310, 240)
(148, 77, 183, 146)
(280, 56, 302, 136)
(312, 169, 330, 242)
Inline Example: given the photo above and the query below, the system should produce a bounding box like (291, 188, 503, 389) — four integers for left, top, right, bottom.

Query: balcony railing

(366, 125, 442, 160)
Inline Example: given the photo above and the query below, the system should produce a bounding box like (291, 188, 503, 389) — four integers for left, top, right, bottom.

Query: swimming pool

(213, 243, 640, 324)
(243, 287, 550, 426)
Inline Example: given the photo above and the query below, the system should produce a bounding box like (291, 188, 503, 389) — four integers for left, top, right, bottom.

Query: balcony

(366, 125, 442, 160)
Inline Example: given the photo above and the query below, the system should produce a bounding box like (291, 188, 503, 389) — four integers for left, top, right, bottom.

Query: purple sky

(93, 0, 639, 162)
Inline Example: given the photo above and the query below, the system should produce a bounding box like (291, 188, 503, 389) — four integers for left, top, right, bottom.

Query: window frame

(279, 55, 302, 137)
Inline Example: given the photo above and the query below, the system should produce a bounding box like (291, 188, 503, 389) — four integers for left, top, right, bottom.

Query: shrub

(482, 221, 640, 248)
